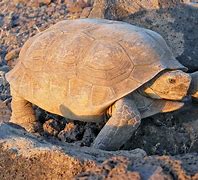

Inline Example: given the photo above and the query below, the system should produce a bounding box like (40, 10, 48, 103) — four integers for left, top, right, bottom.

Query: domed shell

(6, 19, 187, 121)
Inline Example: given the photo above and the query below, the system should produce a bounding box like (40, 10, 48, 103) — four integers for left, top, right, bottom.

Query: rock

(80, 6, 92, 18)
(65, 0, 88, 13)
(57, 121, 100, 147)
(0, 65, 9, 72)
(13, 0, 51, 7)
(65, 0, 89, 8)
(76, 157, 142, 179)
(148, 167, 171, 180)
(175, 104, 198, 152)
(89, 0, 160, 19)
(10, 14, 20, 28)
(1, 122, 198, 179)
(185, 1, 198, 7)
(89, 0, 198, 72)
(132, 165, 171, 180)
(65, 0, 91, 19)
(131, 155, 197, 180)
(43, 119, 65, 136)
(0, 70, 10, 100)
(80, 123, 99, 146)
(58, 122, 85, 142)
(0, 46, 6, 66)
(123, 103, 198, 155)
(0, 14, 4, 27)
(183, 120, 198, 152)
(0, 100, 11, 123)
(5, 48, 20, 62)
(89, 0, 190, 19)
(0, 122, 146, 179)
(39, 0, 51, 5)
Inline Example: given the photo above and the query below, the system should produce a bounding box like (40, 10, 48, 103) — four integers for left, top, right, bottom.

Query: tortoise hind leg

(10, 88, 39, 132)
(92, 97, 141, 151)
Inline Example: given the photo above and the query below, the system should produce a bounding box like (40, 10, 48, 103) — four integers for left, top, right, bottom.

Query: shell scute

(46, 32, 93, 65)
(68, 78, 92, 107)
(23, 31, 57, 71)
(130, 64, 162, 83)
(77, 40, 133, 86)
(92, 86, 115, 106)
(112, 78, 141, 97)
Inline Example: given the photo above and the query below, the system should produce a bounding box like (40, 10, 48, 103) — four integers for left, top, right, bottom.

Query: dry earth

(0, 0, 198, 179)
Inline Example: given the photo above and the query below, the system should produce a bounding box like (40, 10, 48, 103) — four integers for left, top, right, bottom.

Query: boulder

(0, 122, 145, 179)
(0, 122, 198, 179)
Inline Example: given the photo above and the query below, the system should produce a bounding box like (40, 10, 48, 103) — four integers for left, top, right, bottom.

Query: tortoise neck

(188, 71, 198, 98)
(139, 85, 162, 99)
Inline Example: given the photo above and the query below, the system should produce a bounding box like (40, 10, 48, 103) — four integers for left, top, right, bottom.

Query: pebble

(58, 122, 85, 142)
(0, 65, 9, 73)
(0, 14, 4, 27)
(43, 119, 65, 136)
(5, 48, 20, 62)
(80, 6, 92, 18)
(13, 0, 52, 7)
(10, 14, 20, 28)
(0, 100, 11, 123)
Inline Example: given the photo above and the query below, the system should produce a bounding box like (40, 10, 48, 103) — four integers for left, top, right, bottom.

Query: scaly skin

(10, 88, 40, 132)
(189, 71, 198, 99)
(92, 96, 141, 151)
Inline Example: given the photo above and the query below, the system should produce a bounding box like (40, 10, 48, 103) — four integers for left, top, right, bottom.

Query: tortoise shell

(6, 19, 186, 122)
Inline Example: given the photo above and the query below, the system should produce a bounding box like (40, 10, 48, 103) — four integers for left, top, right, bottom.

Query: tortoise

(6, 18, 193, 151)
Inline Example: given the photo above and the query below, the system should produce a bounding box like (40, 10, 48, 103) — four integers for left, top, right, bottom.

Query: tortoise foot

(21, 121, 42, 133)
(10, 120, 42, 133)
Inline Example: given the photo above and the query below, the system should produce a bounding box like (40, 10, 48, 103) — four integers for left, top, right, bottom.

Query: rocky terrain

(1, 0, 198, 179)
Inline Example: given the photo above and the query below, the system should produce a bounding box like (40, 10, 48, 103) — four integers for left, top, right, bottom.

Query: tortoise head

(143, 70, 191, 100)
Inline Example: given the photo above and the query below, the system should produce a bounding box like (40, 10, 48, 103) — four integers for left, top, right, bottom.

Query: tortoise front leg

(92, 97, 141, 151)
(10, 88, 39, 132)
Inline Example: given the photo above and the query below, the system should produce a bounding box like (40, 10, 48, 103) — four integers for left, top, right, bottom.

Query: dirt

(1, 122, 198, 179)
(0, 0, 198, 178)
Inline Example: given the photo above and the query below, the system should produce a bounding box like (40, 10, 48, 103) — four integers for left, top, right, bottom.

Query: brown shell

(6, 19, 187, 122)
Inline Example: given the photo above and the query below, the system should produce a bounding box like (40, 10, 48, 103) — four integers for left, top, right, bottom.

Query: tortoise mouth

(152, 88, 189, 101)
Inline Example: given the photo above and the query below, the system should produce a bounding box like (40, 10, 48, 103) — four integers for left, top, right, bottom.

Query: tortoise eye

(168, 78, 176, 84)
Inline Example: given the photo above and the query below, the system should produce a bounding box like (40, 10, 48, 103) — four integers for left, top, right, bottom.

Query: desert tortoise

(6, 19, 192, 151)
